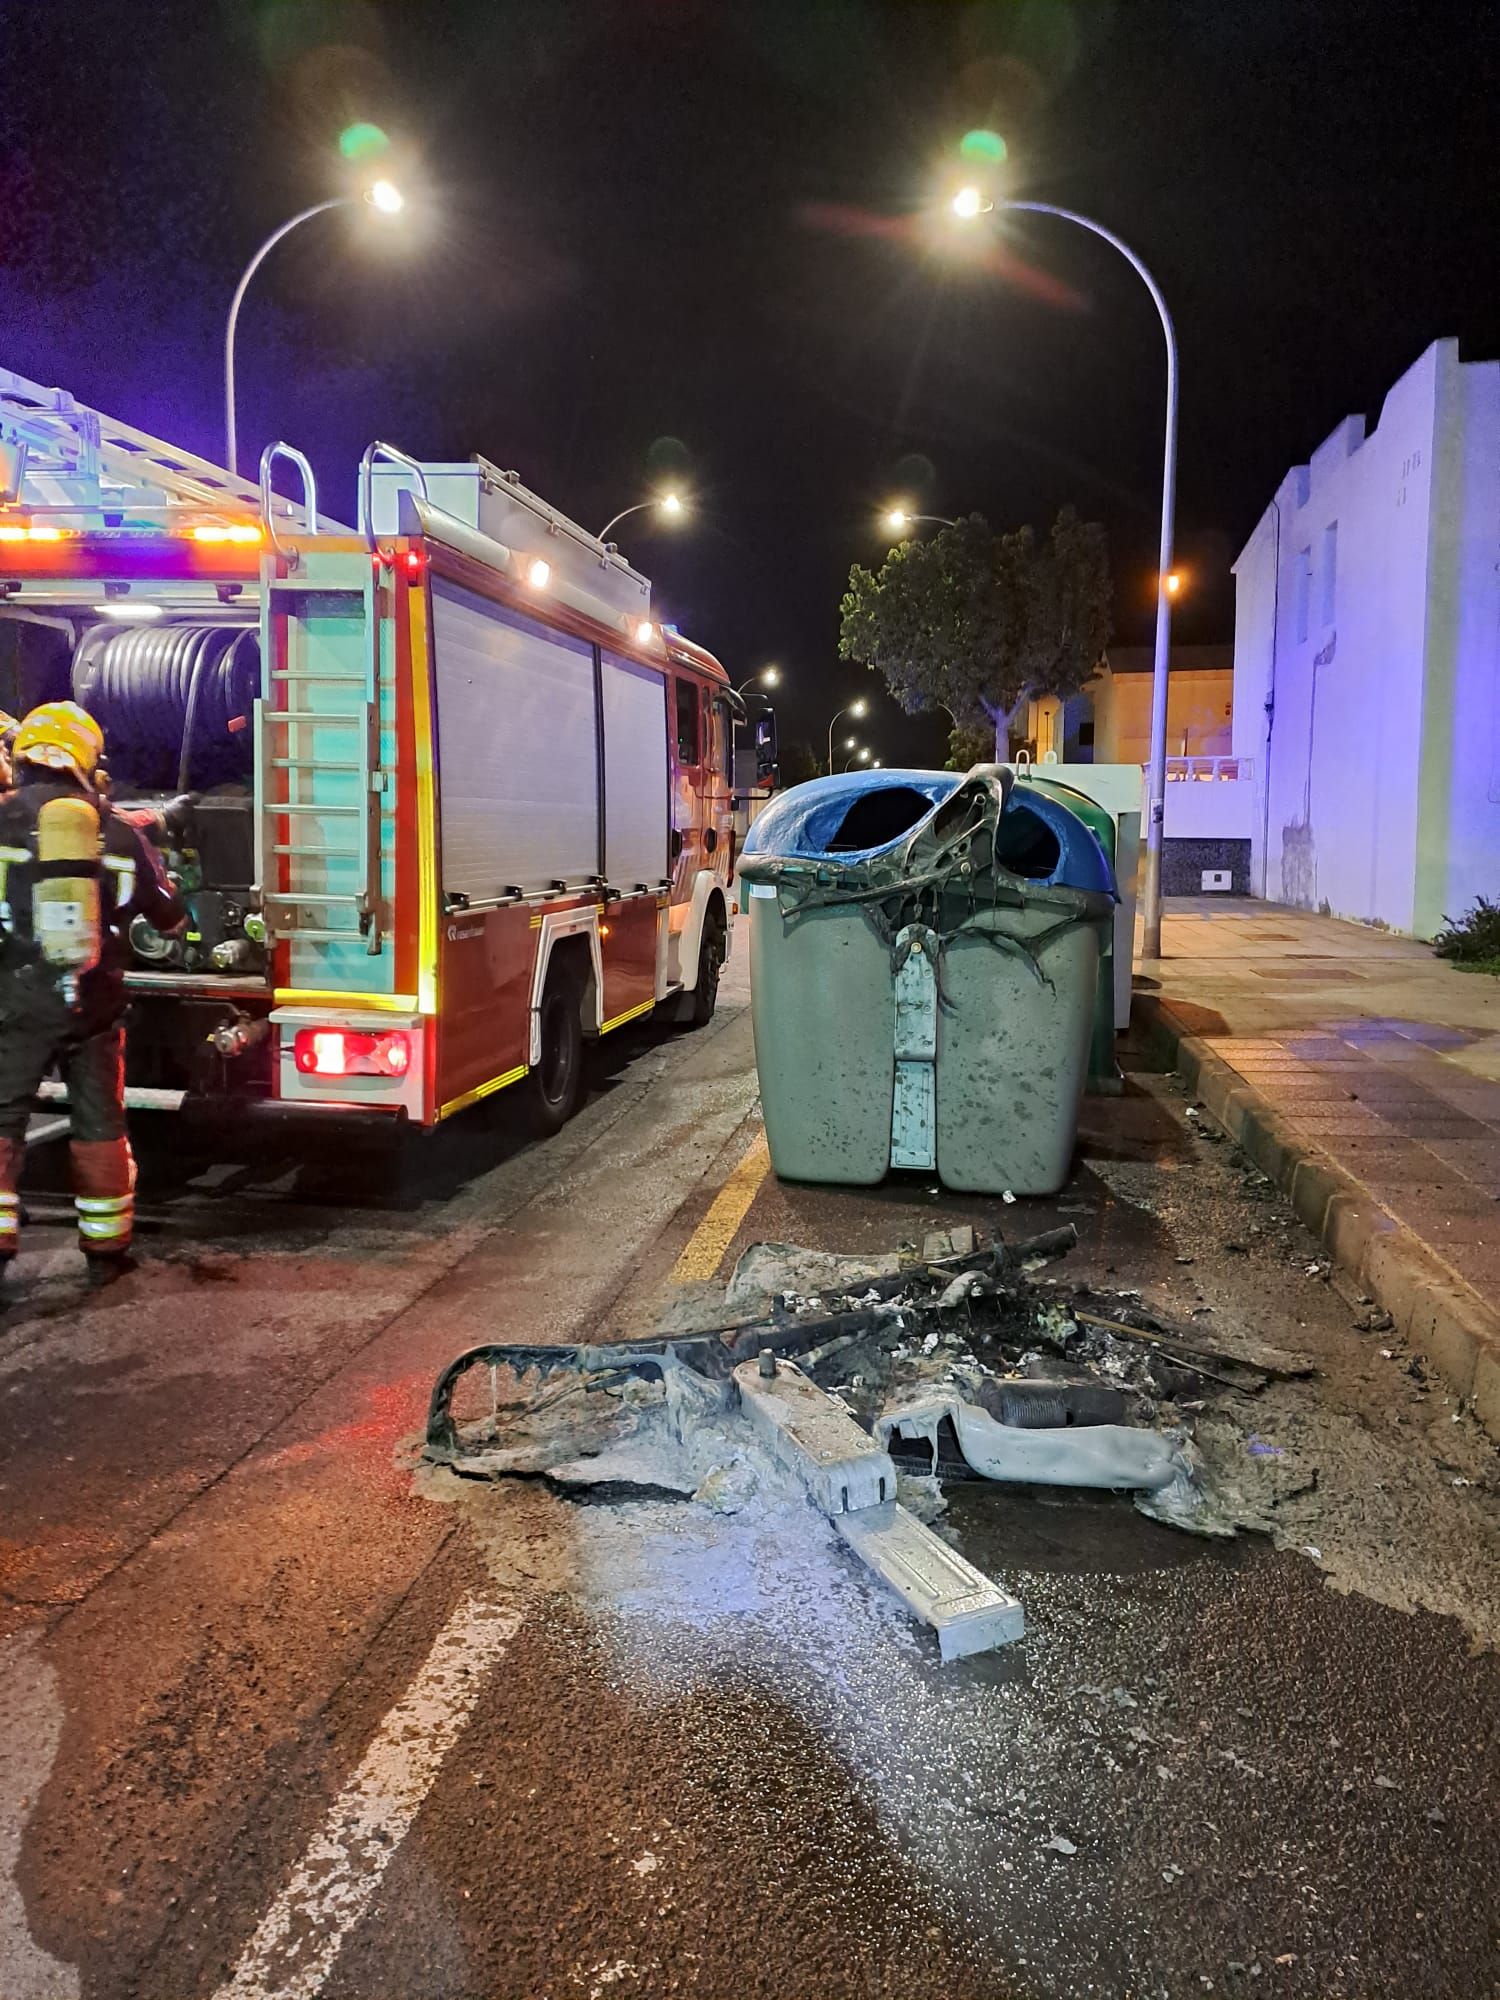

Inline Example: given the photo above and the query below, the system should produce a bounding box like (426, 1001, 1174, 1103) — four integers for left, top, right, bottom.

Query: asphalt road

(2, 936, 1497, 2000)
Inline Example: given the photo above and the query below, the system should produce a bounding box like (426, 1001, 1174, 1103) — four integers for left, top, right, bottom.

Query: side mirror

(754, 707, 778, 787)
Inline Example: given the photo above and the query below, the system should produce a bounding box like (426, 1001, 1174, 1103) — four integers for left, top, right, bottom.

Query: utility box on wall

(1201, 868, 1233, 892)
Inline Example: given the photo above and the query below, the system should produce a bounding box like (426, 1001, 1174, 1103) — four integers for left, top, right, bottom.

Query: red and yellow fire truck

(0, 369, 767, 1131)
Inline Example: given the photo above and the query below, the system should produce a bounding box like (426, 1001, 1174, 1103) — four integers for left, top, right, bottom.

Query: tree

(776, 738, 822, 789)
(839, 507, 1111, 760)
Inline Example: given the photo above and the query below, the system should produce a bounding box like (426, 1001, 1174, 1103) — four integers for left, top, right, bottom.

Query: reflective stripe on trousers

(0, 1189, 17, 1253)
(75, 1190, 133, 1250)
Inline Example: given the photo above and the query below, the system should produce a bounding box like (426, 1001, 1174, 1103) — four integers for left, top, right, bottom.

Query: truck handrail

(358, 442, 430, 551)
(259, 442, 319, 563)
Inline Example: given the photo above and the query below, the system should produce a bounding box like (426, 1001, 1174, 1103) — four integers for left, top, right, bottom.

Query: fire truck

(0, 368, 770, 1132)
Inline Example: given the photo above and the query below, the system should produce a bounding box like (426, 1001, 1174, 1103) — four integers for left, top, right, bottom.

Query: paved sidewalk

(1139, 897, 1500, 1428)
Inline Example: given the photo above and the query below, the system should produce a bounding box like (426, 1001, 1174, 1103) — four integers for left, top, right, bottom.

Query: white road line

(213, 1594, 521, 2000)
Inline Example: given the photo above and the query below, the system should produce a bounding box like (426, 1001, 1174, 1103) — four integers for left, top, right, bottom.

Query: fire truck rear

(0, 368, 764, 1132)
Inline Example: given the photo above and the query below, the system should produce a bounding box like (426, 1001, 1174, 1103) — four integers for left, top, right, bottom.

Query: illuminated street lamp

(735, 664, 781, 698)
(224, 180, 405, 476)
(883, 506, 957, 536)
(843, 745, 872, 771)
(598, 490, 688, 543)
(951, 183, 1179, 956)
(827, 699, 868, 773)
(1164, 569, 1185, 599)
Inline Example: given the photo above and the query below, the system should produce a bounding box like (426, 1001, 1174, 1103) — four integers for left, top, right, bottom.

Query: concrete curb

(1134, 992, 1500, 1445)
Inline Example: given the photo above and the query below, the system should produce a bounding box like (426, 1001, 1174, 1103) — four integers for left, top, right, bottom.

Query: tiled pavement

(1144, 900, 1500, 1309)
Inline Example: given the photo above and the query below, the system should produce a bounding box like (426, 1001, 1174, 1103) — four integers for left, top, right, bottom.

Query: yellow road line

(670, 1129, 771, 1285)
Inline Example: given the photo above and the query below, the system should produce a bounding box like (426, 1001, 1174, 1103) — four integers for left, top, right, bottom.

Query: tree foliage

(839, 508, 1112, 751)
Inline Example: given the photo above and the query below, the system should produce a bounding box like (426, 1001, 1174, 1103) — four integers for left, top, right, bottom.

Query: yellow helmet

(13, 701, 105, 783)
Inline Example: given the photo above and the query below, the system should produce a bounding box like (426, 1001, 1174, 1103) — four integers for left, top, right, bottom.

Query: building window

(1295, 545, 1312, 643)
(675, 676, 700, 765)
(1321, 522, 1337, 626)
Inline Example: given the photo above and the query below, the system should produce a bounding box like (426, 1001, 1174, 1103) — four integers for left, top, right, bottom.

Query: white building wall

(1230, 340, 1497, 936)
(1414, 352, 1500, 936)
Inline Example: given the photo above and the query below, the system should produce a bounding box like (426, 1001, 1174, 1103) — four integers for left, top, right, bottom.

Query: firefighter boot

(0, 1136, 22, 1270)
(71, 1136, 136, 1276)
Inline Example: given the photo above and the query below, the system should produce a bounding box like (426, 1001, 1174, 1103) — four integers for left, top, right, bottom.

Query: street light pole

(1000, 199, 1178, 958)
(827, 701, 867, 774)
(884, 511, 957, 534)
(225, 199, 348, 477)
(597, 492, 685, 543)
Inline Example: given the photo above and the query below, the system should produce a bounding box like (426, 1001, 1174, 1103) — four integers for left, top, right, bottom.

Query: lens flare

(339, 122, 390, 162)
(958, 129, 1007, 165)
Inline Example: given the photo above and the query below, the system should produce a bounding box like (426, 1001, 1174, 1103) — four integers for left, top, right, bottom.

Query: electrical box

(1201, 868, 1233, 892)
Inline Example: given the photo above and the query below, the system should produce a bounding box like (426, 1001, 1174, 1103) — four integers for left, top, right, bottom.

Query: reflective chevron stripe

(0, 1192, 18, 1246)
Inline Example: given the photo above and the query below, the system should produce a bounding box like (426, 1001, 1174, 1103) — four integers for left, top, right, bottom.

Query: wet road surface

(2, 938, 1497, 2000)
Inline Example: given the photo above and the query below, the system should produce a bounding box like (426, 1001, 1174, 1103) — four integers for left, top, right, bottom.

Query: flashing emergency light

(0, 523, 66, 542)
(293, 1028, 410, 1079)
(526, 558, 551, 589)
(635, 620, 655, 645)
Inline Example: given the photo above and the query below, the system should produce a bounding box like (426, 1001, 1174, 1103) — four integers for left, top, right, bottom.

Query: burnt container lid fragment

(740, 764, 1117, 898)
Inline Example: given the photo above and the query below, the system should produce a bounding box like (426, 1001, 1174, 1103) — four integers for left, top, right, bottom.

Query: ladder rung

(268, 581, 364, 596)
(269, 802, 361, 816)
(265, 709, 362, 722)
(272, 843, 360, 856)
(278, 927, 370, 942)
(271, 757, 362, 771)
(262, 891, 362, 905)
(270, 671, 367, 684)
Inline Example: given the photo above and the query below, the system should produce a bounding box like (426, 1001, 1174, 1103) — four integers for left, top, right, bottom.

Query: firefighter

(0, 701, 184, 1275)
(0, 709, 18, 790)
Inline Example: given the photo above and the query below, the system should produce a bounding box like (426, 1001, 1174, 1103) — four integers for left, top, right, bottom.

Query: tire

(684, 908, 726, 1027)
(525, 960, 585, 1134)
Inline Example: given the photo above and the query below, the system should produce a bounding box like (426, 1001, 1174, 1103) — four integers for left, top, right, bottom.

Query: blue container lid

(742, 768, 961, 865)
(742, 765, 1115, 896)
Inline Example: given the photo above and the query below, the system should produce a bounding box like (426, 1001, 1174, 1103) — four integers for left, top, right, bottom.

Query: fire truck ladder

(254, 442, 388, 958)
(0, 365, 313, 527)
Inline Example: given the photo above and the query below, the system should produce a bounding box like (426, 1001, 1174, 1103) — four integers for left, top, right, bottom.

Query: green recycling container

(738, 767, 1116, 1194)
(1012, 768, 1120, 1090)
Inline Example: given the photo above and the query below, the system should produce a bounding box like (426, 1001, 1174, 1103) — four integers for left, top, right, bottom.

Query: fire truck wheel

(683, 906, 726, 1027)
(526, 959, 586, 1133)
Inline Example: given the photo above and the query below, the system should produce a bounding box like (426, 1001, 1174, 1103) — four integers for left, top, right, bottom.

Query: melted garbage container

(739, 765, 1116, 1195)
(739, 771, 957, 1186)
(1012, 768, 1122, 1091)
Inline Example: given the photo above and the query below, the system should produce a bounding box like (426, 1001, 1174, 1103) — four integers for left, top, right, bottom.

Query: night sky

(2, 0, 1495, 766)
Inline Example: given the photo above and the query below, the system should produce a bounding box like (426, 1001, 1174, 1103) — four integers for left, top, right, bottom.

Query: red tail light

(293, 1028, 410, 1078)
